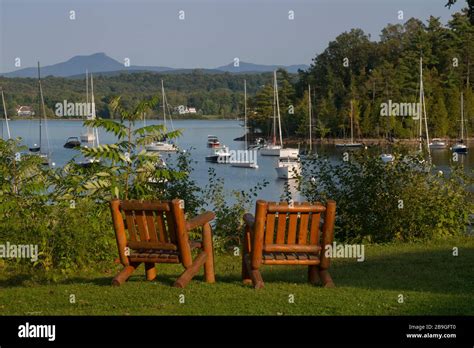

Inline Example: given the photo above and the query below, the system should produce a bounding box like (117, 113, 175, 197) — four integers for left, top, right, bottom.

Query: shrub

(298, 151, 473, 243)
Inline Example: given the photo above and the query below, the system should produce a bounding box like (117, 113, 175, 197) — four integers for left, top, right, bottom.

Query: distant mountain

(1, 53, 308, 78)
(215, 62, 308, 74)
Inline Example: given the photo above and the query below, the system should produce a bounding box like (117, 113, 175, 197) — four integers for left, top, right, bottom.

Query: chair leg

(174, 252, 208, 288)
(242, 226, 252, 285)
(145, 263, 156, 281)
(244, 254, 264, 289)
(112, 262, 141, 286)
(202, 223, 215, 283)
(242, 251, 252, 285)
(319, 269, 335, 288)
(308, 265, 321, 285)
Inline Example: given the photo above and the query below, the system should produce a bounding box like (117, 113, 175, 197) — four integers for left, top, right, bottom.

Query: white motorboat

(145, 141, 177, 152)
(276, 157, 301, 179)
(429, 138, 447, 149)
(207, 135, 220, 148)
(206, 145, 231, 163)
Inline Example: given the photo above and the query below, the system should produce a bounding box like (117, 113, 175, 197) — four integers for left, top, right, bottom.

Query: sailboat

(77, 73, 101, 167)
(29, 62, 51, 166)
(1, 88, 12, 140)
(452, 92, 468, 154)
(404, 56, 431, 171)
(80, 70, 97, 144)
(145, 80, 177, 152)
(335, 100, 363, 148)
(300, 84, 315, 157)
(274, 75, 301, 180)
(260, 71, 299, 158)
(232, 80, 258, 169)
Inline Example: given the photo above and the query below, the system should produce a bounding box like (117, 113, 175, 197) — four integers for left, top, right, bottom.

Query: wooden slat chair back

(110, 198, 216, 288)
(242, 200, 336, 289)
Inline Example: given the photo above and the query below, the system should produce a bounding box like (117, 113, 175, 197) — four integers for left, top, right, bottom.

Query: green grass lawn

(1, 236, 473, 315)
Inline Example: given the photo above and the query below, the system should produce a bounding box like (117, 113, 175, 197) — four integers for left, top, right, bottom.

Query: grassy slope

(0, 237, 473, 316)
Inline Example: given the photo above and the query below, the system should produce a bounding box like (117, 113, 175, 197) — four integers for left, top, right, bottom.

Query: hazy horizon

(0, 0, 466, 74)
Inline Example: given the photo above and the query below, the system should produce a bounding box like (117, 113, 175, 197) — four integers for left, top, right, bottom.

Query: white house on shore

(174, 105, 197, 115)
(16, 106, 35, 117)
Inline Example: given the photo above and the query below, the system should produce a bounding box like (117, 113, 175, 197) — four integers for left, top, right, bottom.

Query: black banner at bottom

(0, 316, 473, 346)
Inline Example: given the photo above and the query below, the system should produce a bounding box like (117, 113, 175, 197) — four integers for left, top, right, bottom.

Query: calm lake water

(1, 119, 472, 205)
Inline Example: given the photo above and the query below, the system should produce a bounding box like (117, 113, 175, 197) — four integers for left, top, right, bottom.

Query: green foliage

(294, 10, 474, 139)
(0, 97, 270, 272)
(298, 151, 473, 242)
(80, 96, 183, 200)
(202, 168, 268, 251)
(0, 72, 274, 120)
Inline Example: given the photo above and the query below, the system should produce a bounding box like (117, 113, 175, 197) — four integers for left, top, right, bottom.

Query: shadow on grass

(1, 248, 473, 295)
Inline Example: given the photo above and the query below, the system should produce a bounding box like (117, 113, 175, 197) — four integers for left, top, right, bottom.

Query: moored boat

(207, 135, 220, 148)
(429, 138, 447, 149)
(451, 92, 468, 154)
(145, 141, 177, 152)
(205, 145, 231, 163)
(276, 157, 301, 179)
(231, 80, 259, 169)
(64, 136, 81, 148)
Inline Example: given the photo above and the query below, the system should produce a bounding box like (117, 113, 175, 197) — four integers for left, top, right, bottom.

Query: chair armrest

(243, 213, 255, 228)
(186, 211, 215, 231)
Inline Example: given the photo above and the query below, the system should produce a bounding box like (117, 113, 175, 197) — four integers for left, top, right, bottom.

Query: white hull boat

(145, 141, 177, 152)
(380, 153, 394, 163)
(276, 158, 301, 179)
(260, 145, 299, 158)
(206, 146, 231, 163)
(429, 138, 447, 149)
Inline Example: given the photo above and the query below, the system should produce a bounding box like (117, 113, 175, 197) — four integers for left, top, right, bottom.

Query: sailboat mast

(90, 73, 99, 146)
(86, 70, 89, 116)
(275, 71, 283, 147)
(308, 84, 312, 152)
(272, 73, 277, 146)
(244, 80, 247, 149)
(350, 100, 354, 143)
(419, 57, 423, 152)
(37, 62, 44, 152)
(461, 92, 464, 140)
(1, 88, 11, 139)
(161, 79, 166, 127)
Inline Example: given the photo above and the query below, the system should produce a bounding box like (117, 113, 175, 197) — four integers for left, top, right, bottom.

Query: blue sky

(0, 0, 466, 73)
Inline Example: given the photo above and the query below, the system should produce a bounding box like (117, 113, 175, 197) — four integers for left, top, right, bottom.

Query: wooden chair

(242, 200, 336, 289)
(110, 198, 216, 288)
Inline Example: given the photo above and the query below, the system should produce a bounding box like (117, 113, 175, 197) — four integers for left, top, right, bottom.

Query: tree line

(1, 9, 473, 140)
